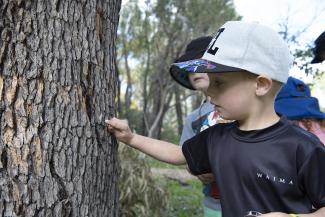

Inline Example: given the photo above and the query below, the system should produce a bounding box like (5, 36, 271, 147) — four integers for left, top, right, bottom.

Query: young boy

(107, 21, 325, 217)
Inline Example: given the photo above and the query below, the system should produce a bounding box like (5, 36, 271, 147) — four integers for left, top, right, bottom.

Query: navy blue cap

(275, 76, 325, 120)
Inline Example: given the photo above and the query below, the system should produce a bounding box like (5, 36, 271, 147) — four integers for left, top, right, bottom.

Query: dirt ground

(151, 168, 196, 183)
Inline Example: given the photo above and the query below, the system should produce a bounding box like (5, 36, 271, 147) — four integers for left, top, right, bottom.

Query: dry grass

(118, 143, 168, 217)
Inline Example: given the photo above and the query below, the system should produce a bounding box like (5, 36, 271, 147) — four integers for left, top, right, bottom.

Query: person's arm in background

(106, 117, 186, 165)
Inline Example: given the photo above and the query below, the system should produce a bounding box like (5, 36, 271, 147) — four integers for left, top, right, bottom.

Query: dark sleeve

(298, 144, 325, 208)
(182, 129, 211, 175)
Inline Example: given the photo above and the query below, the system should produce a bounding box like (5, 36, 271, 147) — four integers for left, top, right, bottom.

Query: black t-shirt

(182, 116, 325, 217)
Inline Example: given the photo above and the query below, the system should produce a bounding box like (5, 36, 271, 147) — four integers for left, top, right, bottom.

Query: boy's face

(188, 73, 209, 92)
(207, 72, 256, 120)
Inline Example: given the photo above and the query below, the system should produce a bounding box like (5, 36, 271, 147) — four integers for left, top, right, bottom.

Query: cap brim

(169, 66, 195, 90)
(170, 52, 207, 90)
(169, 59, 244, 90)
(171, 59, 244, 74)
(311, 55, 323, 64)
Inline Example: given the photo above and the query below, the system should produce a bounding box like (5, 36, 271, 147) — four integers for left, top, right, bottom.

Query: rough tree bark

(0, 0, 121, 216)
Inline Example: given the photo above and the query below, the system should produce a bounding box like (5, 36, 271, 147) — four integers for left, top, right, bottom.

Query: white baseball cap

(170, 21, 293, 83)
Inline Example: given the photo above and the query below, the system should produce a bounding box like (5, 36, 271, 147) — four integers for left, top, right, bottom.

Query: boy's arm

(105, 118, 186, 165)
(261, 207, 325, 217)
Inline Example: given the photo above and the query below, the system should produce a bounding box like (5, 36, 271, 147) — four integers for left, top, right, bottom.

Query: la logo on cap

(207, 28, 225, 55)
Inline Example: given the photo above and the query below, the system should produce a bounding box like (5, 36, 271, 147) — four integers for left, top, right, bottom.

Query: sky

(233, 0, 325, 108)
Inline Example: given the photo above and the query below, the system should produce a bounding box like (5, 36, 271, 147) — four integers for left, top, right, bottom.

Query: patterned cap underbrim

(170, 59, 217, 90)
(172, 59, 218, 73)
(170, 59, 244, 90)
(169, 65, 195, 90)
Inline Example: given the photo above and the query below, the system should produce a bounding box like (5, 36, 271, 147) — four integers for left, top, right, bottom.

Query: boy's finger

(105, 119, 112, 125)
(105, 119, 119, 127)
(105, 118, 128, 130)
(106, 124, 113, 130)
(105, 120, 117, 131)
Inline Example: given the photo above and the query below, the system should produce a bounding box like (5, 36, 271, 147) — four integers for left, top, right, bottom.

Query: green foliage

(160, 125, 180, 145)
(117, 0, 144, 58)
(118, 143, 168, 217)
(119, 105, 143, 134)
(292, 47, 314, 75)
(164, 179, 204, 217)
(278, 23, 322, 77)
(118, 144, 203, 217)
(144, 156, 204, 216)
(146, 157, 186, 169)
(290, 45, 323, 77)
(177, 0, 241, 34)
(117, 0, 242, 138)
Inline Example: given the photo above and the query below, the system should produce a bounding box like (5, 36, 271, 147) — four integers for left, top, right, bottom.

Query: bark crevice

(1, 148, 8, 171)
(49, 150, 68, 201)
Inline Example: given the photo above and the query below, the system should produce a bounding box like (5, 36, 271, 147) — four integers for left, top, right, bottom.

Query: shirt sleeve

(298, 143, 325, 208)
(182, 129, 211, 175)
(179, 117, 195, 146)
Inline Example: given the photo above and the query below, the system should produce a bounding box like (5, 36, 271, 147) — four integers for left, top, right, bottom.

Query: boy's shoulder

(289, 122, 322, 142)
(207, 117, 323, 147)
(285, 121, 324, 153)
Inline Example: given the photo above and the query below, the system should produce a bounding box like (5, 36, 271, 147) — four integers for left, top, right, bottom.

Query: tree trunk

(174, 86, 183, 136)
(143, 34, 176, 139)
(141, 8, 151, 136)
(146, 85, 173, 139)
(0, 0, 121, 217)
(121, 36, 132, 118)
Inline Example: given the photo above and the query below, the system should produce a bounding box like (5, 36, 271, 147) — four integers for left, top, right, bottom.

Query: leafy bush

(165, 179, 204, 217)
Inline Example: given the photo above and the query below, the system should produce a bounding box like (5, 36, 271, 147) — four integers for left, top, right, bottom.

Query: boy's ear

(255, 76, 273, 96)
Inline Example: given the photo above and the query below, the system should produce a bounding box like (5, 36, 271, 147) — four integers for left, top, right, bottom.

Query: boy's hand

(105, 117, 134, 144)
(196, 173, 215, 184)
(186, 166, 214, 184)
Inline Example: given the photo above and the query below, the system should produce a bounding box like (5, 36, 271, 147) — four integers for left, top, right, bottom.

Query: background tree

(278, 7, 325, 77)
(0, 0, 121, 216)
(117, 0, 241, 139)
